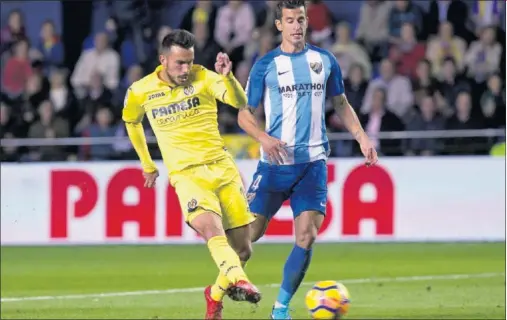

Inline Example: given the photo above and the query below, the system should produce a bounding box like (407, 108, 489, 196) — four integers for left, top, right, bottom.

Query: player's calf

(190, 213, 253, 288)
(294, 212, 321, 249)
(250, 214, 269, 243)
(273, 211, 324, 314)
(211, 225, 254, 302)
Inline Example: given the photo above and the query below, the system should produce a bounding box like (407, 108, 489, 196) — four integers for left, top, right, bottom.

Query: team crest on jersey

(310, 62, 323, 74)
(187, 198, 198, 212)
(184, 85, 194, 96)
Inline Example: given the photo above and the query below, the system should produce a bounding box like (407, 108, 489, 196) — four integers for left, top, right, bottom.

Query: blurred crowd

(0, 0, 505, 162)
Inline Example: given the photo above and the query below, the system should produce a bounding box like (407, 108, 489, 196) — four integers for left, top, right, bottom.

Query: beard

(166, 71, 189, 86)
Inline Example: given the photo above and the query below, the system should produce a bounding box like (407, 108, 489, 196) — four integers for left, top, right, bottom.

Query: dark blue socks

(275, 244, 313, 307)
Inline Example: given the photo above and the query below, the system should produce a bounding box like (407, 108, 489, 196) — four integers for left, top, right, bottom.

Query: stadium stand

(0, 0, 505, 161)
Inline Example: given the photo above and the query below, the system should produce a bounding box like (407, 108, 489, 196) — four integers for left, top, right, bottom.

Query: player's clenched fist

(143, 170, 159, 188)
(259, 134, 287, 165)
(215, 52, 232, 76)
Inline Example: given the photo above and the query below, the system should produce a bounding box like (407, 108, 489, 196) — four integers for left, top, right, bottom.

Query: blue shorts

(246, 159, 328, 220)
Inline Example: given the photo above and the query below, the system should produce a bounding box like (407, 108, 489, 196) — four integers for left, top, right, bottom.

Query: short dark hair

(275, 0, 307, 20)
(161, 29, 195, 52)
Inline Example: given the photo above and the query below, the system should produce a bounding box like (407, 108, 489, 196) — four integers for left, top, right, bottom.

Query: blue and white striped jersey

(245, 44, 344, 165)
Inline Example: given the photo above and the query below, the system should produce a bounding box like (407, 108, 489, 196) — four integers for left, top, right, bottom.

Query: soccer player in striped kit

(237, 1, 378, 318)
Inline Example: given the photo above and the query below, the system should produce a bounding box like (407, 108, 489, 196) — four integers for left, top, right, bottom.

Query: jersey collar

(277, 43, 309, 57)
(153, 65, 176, 89)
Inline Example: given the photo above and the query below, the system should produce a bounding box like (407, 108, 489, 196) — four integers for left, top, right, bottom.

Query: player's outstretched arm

(333, 94, 378, 166)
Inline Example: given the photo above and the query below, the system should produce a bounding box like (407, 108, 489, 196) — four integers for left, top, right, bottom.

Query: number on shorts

(250, 175, 263, 191)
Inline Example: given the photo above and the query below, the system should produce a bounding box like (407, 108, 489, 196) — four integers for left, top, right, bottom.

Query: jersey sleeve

(326, 53, 345, 97)
(122, 86, 145, 123)
(206, 69, 247, 108)
(245, 58, 269, 108)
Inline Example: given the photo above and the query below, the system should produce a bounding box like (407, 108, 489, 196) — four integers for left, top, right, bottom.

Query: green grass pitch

(1, 242, 505, 319)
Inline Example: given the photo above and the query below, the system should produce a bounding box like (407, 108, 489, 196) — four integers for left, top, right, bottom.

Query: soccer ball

(305, 281, 351, 319)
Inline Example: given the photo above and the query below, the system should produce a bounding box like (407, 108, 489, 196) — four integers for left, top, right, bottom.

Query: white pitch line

(1, 272, 503, 303)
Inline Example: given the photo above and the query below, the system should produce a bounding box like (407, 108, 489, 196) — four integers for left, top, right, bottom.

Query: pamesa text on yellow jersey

(122, 65, 247, 175)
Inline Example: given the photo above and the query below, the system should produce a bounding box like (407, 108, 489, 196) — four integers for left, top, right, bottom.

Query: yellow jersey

(122, 65, 247, 175)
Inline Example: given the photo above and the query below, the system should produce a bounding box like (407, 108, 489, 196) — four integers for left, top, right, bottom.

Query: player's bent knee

(189, 211, 225, 241)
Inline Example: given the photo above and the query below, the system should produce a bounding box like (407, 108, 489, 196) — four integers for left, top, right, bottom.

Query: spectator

(0, 103, 22, 137)
(360, 87, 405, 156)
(118, 18, 152, 71)
(0, 10, 26, 54)
(434, 57, 471, 117)
(26, 100, 69, 161)
(388, 0, 424, 43)
(251, 31, 275, 65)
(75, 72, 113, 134)
(479, 73, 506, 129)
(157, 26, 172, 46)
(214, 0, 255, 73)
(48, 68, 77, 125)
(332, 22, 372, 80)
(355, 0, 391, 62)
(193, 22, 221, 70)
(464, 26, 502, 84)
(306, 0, 334, 47)
(80, 107, 117, 160)
(109, 0, 149, 65)
(344, 63, 368, 112)
(404, 95, 445, 156)
(412, 59, 438, 106)
(255, 0, 279, 37)
(426, 21, 466, 79)
(445, 91, 484, 155)
(112, 64, 143, 116)
(144, 25, 172, 71)
(0, 103, 22, 162)
(83, 17, 119, 51)
(35, 20, 64, 73)
(180, 0, 217, 38)
(2, 39, 33, 98)
(471, 0, 504, 33)
(325, 108, 354, 158)
(361, 59, 414, 122)
(71, 32, 120, 98)
(21, 73, 49, 118)
(425, 0, 474, 43)
(388, 22, 426, 79)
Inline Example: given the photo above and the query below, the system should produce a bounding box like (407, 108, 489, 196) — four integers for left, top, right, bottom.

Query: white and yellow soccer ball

(305, 281, 351, 319)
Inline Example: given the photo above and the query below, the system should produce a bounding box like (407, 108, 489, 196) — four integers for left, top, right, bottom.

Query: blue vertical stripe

(291, 54, 312, 163)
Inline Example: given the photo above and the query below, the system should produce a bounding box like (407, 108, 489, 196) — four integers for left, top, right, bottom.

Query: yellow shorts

(169, 154, 255, 230)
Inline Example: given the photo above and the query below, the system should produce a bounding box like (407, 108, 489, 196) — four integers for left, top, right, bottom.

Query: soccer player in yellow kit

(122, 30, 261, 319)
